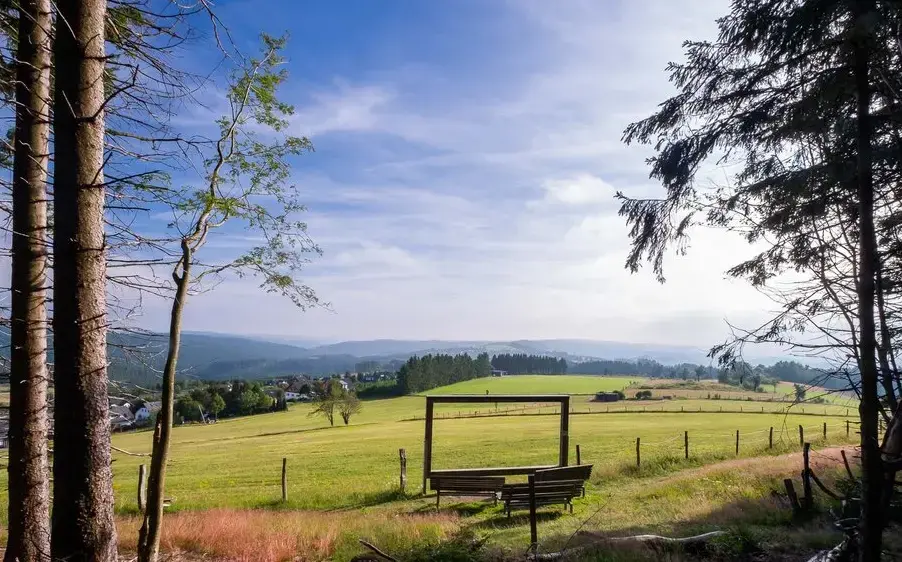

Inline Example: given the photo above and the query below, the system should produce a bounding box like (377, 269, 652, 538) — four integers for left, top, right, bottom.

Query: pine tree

(619, 1, 902, 558)
(51, 0, 117, 558)
(5, 0, 51, 559)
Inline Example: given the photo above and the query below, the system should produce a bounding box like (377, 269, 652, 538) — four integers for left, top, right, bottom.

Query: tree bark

(137, 244, 191, 562)
(851, 1, 883, 561)
(5, 1, 52, 560)
(51, 0, 117, 559)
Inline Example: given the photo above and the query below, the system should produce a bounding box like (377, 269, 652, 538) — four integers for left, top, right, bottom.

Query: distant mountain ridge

(0, 331, 797, 385)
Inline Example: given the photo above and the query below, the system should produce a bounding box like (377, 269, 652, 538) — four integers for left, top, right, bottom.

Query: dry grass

(117, 508, 459, 562)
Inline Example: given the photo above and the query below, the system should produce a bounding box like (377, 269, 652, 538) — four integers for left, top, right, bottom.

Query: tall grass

(117, 508, 459, 561)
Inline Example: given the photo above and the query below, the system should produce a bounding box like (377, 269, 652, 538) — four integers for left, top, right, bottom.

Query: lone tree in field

(338, 393, 362, 425)
(136, 35, 320, 562)
(619, 1, 902, 559)
(310, 381, 343, 427)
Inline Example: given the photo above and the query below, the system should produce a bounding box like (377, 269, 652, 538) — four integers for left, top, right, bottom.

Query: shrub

(635, 390, 653, 400)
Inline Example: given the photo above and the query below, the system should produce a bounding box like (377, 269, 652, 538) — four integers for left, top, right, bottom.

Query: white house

(284, 391, 301, 401)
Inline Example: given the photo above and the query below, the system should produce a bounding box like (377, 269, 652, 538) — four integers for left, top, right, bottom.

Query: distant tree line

(397, 353, 493, 394)
(491, 354, 567, 375)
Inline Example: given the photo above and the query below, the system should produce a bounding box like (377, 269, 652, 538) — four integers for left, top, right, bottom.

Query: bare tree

(5, 0, 51, 560)
(136, 35, 319, 562)
(51, 0, 117, 558)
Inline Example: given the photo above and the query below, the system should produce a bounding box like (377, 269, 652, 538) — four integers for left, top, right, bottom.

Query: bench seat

(430, 476, 505, 507)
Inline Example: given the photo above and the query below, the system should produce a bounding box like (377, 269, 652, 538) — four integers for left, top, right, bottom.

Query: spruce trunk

(852, 1, 883, 560)
(5, 0, 53, 560)
(51, 0, 117, 559)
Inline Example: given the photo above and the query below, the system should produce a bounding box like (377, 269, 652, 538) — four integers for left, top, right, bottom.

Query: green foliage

(635, 390, 653, 400)
(794, 384, 807, 403)
(397, 354, 492, 394)
(175, 398, 203, 423)
(395, 533, 486, 562)
(490, 353, 566, 375)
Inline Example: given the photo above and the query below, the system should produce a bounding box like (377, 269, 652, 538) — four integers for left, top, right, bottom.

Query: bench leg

(436, 491, 440, 508)
(569, 501, 573, 514)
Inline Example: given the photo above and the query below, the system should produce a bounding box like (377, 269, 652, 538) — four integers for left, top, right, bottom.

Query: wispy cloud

(127, 0, 782, 348)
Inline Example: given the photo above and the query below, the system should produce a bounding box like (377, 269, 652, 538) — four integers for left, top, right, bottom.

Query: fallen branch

(840, 450, 855, 481)
(809, 470, 842, 500)
(111, 445, 151, 457)
(528, 530, 725, 560)
(806, 538, 853, 562)
(350, 539, 398, 562)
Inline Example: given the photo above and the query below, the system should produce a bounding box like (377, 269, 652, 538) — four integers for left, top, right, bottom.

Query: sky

(126, 0, 782, 347)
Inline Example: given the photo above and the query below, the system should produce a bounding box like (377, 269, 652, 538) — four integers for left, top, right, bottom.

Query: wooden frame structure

(422, 394, 571, 493)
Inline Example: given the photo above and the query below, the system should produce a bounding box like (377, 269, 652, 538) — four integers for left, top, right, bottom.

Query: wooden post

(784, 478, 801, 512)
(138, 464, 147, 512)
(802, 443, 812, 510)
(684, 431, 689, 459)
(576, 444, 581, 465)
(769, 427, 774, 449)
(528, 474, 538, 548)
(822, 422, 827, 440)
(399, 448, 407, 493)
(559, 396, 570, 467)
(281, 457, 288, 502)
(798, 425, 804, 449)
(735, 429, 740, 455)
(636, 437, 641, 468)
(846, 420, 850, 438)
(423, 398, 434, 495)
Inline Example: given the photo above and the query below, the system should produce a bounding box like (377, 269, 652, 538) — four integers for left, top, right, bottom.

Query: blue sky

(125, 0, 780, 346)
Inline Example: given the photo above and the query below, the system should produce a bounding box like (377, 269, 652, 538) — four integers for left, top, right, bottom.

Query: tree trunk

(852, 2, 883, 560)
(5, 1, 52, 560)
(51, 0, 117, 559)
(137, 245, 191, 562)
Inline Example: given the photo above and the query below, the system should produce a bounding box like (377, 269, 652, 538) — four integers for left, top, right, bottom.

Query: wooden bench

(430, 476, 505, 507)
(501, 480, 583, 516)
(501, 465, 594, 517)
(534, 464, 593, 497)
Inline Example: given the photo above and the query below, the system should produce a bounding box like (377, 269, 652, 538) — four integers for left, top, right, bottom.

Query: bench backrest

(534, 464, 593, 482)
(501, 480, 583, 499)
(431, 476, 505, 491)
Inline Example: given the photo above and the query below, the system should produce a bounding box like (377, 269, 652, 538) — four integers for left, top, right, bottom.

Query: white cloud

(539, 175, 616, 206)
(124, 0, 791, 350)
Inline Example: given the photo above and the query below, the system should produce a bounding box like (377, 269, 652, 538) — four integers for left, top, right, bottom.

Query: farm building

(594, 391, 622, 402)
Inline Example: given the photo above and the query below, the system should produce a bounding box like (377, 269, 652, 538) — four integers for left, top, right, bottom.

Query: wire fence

(410, 401, 857, 422)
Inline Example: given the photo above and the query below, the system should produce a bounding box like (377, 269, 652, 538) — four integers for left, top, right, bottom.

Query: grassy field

(427, 375, 638, 395)
(0, 375, 864, 560)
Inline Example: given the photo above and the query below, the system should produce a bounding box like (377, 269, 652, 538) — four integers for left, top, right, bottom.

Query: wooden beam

(429, 465, 558, 478)
(560, 395, 570, 467)
(423, 398, 434, 495)
(424, 394, 569, 404)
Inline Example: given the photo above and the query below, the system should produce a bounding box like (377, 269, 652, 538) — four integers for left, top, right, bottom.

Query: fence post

(735, 429, 740, 455)
(798, 425, 804, 449)
(684, 431, 689, 459)
(138, 464, 147, 512)
(528, 474, 538, 548)
(846, 420, 850, 438)
(636, 437, 641, 468)
(769, 427, 774, 449)
(784, 478, 801, 513)
(576, 444, 581, 466)
(802, 443, 812, 511)
(399, 448, 407, 493)
(281, 457, 288, 502)
(823, 422, 827, 440)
